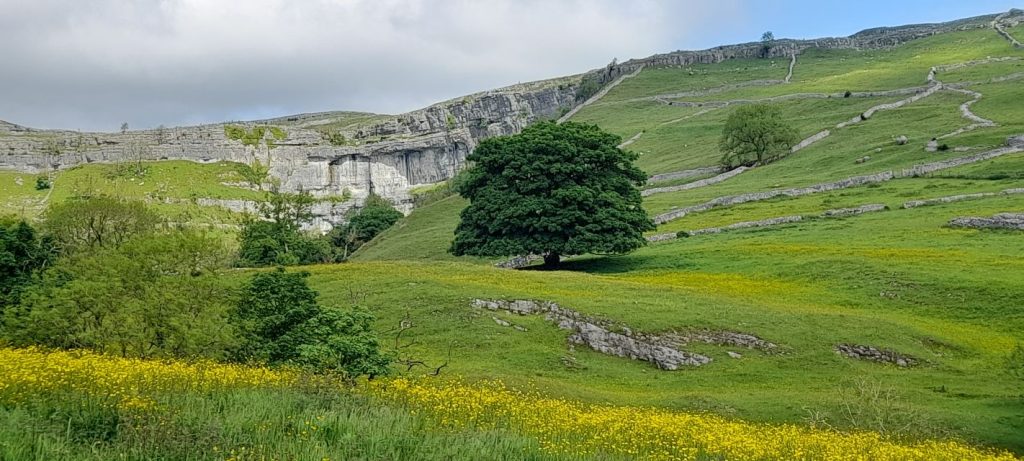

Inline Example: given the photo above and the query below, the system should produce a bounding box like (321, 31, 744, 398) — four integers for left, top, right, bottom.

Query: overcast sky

(2, 0, 1019, 132)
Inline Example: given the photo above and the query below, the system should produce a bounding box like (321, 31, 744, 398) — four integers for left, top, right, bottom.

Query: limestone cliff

(0, 78, 579, 221)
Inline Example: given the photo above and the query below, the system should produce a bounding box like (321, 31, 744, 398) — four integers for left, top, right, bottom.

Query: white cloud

(0, 0, 742, 131)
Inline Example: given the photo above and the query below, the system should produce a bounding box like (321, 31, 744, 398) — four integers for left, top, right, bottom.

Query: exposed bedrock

(472, 298, 711, 369)
(835, 344, 918, 367)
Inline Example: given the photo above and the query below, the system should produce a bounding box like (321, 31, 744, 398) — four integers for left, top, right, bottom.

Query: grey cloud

(0, 0, 741, 131)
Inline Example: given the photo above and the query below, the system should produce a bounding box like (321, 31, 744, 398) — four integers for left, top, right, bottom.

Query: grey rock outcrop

(472, 299, 711, 369)
(835, 344, 918, 367)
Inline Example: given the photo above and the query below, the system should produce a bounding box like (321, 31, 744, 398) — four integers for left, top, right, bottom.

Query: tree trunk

(542, 253, 560, 268)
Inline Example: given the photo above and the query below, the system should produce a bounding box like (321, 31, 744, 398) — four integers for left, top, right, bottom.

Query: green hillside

(348, 22, 1024, 451)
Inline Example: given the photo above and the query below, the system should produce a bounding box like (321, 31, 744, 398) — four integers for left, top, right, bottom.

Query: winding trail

(558, 65, 645, 124)
(617, 131, 644, 149)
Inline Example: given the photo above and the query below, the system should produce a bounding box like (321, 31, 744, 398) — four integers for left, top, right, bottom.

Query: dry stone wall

(949, 212, 1024, 230)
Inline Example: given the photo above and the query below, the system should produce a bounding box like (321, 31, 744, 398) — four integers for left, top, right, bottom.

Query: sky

(1, 0, 1020, 132)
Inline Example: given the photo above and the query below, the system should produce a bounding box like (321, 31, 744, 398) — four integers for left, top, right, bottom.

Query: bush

(231, 268, 391, 378)
(34, 176, 50, 190)
(328, 194, 403, 260)
(937, 144, 950, 151)
(4, 230, 236, 359)
(844, 91, 852, 98)
(44, 196, 163, 255)
(237, 187, 334, 267)
(0, 219, 51, 314)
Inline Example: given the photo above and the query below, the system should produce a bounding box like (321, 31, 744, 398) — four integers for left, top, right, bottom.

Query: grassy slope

(311, 191, 1024, 448)
(0, 161, 260, 223)
(344, 25, 1024, 451)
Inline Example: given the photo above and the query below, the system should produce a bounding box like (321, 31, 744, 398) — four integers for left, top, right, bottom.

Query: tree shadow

(519, 253, 698, 274)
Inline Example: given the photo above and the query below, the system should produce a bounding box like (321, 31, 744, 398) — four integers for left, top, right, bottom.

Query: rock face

(0, 80, 579, 224)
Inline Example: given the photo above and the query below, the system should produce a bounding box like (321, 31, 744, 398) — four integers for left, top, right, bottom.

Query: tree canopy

(718, 104, 799, 169)
(450, 121, 653, 267)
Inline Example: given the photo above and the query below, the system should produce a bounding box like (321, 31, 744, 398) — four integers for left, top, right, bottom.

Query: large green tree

(718, 104, 798, 168)
(450, 121, 653, 267)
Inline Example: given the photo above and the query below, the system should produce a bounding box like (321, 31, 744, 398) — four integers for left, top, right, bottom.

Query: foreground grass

(2, 348, 1016, 460)
(0, 348, 561, 460)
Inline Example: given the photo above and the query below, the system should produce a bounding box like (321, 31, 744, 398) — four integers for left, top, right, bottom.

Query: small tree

(450, 121, 653, 268)
(719, 104, 799, 168)
(120, 122, 129, 134)
(328, 194, 403, 259)
(6, 230, 235, 359)
(761, 31, 775, 57)
(238, 185, 332, 266)
(44, 195, 163, 255)
(231, 268, 391, 378)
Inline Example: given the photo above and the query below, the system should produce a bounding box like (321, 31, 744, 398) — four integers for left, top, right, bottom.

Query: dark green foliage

(294, 307, 392, 378)
(238, 187, 333, 266)
(0, 219, 51, 312)
(232, 268, 320, 364)
(235, 160, 270, 190)
(844, 90, 852, 98)
(329, 195, 403, 259)
(5, 230, 236, 358)
(43, 195, 163, 255)
(450, 121, 653, 267)
(719, 104, 799, 168)
(34, 176, 50, 190)
(575, 76, 602, 102)
(232, 268, 391, 378)
(937, 143, 950, 151)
